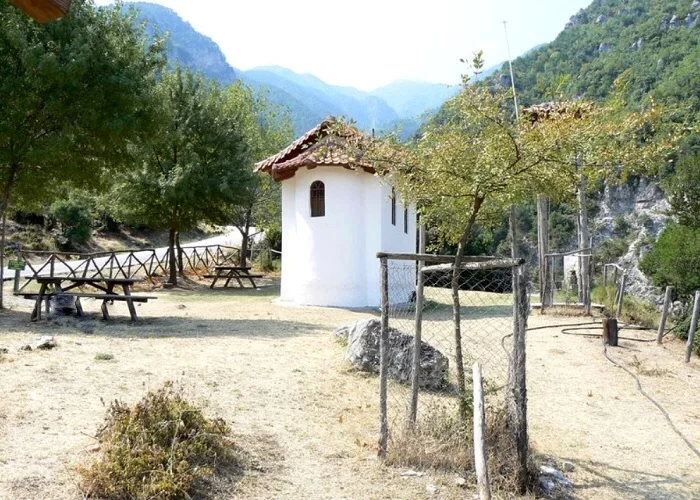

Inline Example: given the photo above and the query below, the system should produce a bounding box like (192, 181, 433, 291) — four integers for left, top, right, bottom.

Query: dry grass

(628, 355, 670, 377)
(0, 279, 699, 499)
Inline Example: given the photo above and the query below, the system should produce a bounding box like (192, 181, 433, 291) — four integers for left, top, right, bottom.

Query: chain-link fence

(377, 253, 529, 492)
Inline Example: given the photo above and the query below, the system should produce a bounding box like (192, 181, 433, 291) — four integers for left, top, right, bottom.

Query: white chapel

(254, 117, 416, 308)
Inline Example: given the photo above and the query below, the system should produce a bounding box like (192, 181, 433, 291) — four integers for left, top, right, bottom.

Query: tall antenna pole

(503, 20, 520, 120)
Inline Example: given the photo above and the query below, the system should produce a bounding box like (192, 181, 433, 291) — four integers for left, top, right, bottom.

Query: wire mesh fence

(378, 253, 529, 492)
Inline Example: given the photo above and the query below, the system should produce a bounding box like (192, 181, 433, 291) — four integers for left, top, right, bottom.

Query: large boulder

(343, 318, 448, 390)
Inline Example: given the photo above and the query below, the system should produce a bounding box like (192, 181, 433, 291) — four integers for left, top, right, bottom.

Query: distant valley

(134, 2, 460, 136)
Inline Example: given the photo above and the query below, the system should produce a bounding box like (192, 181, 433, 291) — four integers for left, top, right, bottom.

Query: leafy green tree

(640, 223, 700, 296)
(665, 154, 700, 229)
(0, 0, 164, 307)
(111, 69, 253, 285)
(350, 53, 676, 434)
(226, 89, 293, 266)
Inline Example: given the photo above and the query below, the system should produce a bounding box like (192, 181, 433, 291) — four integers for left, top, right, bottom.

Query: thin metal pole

(502, 20, 520, 120)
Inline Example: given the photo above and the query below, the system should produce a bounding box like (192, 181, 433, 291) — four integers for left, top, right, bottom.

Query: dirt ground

(0, 279, 699, 499)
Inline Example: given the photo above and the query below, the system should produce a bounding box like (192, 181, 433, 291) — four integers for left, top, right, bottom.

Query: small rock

(401, 469, 425, 477)
(333, 325, 351, 341)
(426, 484, 438, 494)
(19, 345, 32, 351)
(455, 476, 467, 487)
(562, 460, 575, 472)
(539, 476, 556, 493)
(34, 336, 57, 350)
(0, 347, 8, 354)
(596, 14, 608, 24)
(176, 304, 187, 310)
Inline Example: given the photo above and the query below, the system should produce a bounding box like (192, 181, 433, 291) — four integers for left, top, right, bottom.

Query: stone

(669, 14, 679, 28)
(426, 484, 438, 494)
(19, 344, 32, 351)
(0, 347, 8, 354)
(50, 293, 76, 316)
(562, 460, 575, 472)
(685, 13, 698, 27)
(539, 465, 573, 489)
(693, 0, 700, 10)
(598, 43, 611, 54)
(344, 318, 449, 390)
(455, 476, 467, 487)
(333, 325, 351, 341)
(34, 336, 57, 350)
(630, 37, 643, 51)
(498, 73, 511, 87)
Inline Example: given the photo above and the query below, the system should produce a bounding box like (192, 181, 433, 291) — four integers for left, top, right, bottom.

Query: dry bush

(387, 401, 533, 493)
(78, 382, 238, 499)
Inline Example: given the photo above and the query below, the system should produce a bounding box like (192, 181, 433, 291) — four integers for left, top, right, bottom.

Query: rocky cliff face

(592, 178, 671, 305)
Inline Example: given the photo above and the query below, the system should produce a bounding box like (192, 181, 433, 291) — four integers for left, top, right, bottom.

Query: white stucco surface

(279, 166, 415, 308)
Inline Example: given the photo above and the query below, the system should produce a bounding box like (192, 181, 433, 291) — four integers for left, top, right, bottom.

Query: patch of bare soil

(0, 282, 698, 499)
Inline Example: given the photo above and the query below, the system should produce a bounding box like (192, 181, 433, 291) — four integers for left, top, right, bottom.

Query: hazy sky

(95, 0, 592, 91)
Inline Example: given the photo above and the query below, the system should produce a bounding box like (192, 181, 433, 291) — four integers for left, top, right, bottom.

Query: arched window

(391, 188, 396, 226)
(310, 181, 325, 217)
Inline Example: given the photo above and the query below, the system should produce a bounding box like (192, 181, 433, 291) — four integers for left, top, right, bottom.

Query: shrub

(49, 192, 94, 247)
(640, 223, 700, 296)
(78, 382, 237, 499)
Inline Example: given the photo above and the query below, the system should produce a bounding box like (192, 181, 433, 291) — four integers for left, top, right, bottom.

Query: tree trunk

(168, 225, 177, 286)
(577, 175, 589, 303)
(175, 231, 184, 277)
(452, 197, 483, 428)
(237, 206, 253, 267)
(0, 163, 20, 310)
(537, 195, 550, 308)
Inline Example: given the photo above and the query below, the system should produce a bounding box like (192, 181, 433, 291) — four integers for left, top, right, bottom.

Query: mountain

(490, 0, 700, 133)
(371, 81, 458, 120)
(130, 2, 456, 136)
(133, 3, 236, 84)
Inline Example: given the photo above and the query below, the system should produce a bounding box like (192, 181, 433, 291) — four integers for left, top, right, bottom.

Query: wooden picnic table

(20, 276, 157, 321)
(205, 266, 264, 289)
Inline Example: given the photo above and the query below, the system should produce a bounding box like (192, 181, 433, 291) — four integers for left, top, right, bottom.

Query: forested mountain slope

(496, 0, 699, 140)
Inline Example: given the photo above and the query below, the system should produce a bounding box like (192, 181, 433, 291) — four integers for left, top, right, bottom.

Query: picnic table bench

(204, 266, 263, 289)
(18, 276, 157, 321)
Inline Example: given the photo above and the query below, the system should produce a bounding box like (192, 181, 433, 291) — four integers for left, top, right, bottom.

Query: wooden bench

(24, 276, 156, 321)
(207, 266, 264, 289)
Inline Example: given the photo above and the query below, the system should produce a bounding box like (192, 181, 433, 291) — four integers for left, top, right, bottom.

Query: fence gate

(377, 252, 529, 492)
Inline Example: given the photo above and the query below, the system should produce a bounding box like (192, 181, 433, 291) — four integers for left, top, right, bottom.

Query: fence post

(603, 265, 608, 287)
(657, 286, 673, 344)
(473, 362, 492, 500)
(583, 255, 592, 315)
(509, 264, 529, 494)
(378, 256, 389, 458)
(408, 224, 426, 425)
(685, 290, 700, 363)
(616, 273, 627, 319)
(603, 317, 618, 346)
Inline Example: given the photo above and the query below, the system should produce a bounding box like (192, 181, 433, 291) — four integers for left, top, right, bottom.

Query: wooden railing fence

(15, 244, 240, 292)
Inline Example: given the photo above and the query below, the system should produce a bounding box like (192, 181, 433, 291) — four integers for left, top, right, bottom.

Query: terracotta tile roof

(254, 117, 376, 181)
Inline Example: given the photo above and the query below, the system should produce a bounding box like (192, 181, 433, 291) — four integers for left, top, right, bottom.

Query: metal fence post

(378, 256, 389, 458)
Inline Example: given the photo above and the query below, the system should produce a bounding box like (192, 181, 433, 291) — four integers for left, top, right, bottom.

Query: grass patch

(592, 285, 659, 328)
(388, 399, 534, 494)
(77, 381, 239, 499)
(94, 353, 114, 361)
(629, 355, 669, 377)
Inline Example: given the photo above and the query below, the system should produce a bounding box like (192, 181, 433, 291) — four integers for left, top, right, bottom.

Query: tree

(347, 54, 677, 435)
(111, 69, 253, 285)
(640, 223, 700, 297)
(0, 0, 165, 307)
(226, 89, 293, 266)
(665, 154, 700, 229)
